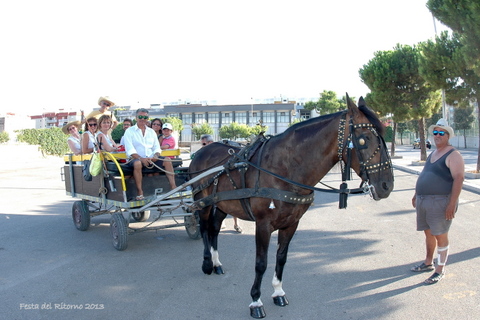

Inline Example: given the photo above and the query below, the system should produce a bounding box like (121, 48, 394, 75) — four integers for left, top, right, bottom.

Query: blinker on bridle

(337, 112, 392, 208)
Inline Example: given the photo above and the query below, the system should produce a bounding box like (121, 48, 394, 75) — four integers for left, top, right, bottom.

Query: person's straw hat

(428, 118, 454, 138)
(62, 120, 81, 134)
(98, 96, 115, 107)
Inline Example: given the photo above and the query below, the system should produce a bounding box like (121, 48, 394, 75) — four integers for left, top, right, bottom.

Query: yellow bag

(89, 152, 102, 176)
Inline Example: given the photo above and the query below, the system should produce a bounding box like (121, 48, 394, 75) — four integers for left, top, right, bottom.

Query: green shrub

(112, 124, 125, 143)
(0, 131, 9, 144)
(16, 127, 69, 157)
(191, 123, 214, 140)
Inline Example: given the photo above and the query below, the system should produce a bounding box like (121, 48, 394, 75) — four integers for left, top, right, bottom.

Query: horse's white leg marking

(210, 247, 222, 267)
(271, 273, 285, 297)
(249, 298, 263, 308)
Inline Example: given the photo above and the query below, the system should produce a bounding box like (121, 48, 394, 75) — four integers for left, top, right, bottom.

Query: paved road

(392, 144, 479, 169)
(1, 144, 479, 320)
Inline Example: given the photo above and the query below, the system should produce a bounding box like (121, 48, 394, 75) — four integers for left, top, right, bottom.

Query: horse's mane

(358, 103, 385, 136)
(275, 111, 341, 139)
(278, 101, 384, 138)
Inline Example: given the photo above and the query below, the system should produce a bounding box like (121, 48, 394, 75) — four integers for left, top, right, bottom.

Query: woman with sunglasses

(96, 115, 119, 152)
(150, 118, 164, 141)
(85, 96, 119, 130)
(82, 117, 98, 154)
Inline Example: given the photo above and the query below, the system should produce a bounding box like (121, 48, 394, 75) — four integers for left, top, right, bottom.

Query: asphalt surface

(1, 144, 479, 320)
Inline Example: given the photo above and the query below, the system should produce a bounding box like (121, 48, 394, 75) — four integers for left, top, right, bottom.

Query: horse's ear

(358, 96, 366, 108)
(346, 93, 359, 115)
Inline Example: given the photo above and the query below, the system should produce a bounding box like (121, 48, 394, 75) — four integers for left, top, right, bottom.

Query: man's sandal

(411, 262, 434, 272)
(424, 272, 444, 285)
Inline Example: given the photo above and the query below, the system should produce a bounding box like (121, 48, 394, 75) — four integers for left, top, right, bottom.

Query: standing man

(85, 96, 119, 129)
(411, 119, 464, 284)
(123, 108, 177, 200)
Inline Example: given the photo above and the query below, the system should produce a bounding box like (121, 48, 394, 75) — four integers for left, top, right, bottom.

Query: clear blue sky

(0, 0, 449, 115)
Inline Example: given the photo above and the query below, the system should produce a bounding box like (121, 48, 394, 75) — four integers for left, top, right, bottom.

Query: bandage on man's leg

(437, 245, 449, 266)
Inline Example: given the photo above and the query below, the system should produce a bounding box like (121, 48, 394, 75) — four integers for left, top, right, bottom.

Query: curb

(393, 163, 480, 195)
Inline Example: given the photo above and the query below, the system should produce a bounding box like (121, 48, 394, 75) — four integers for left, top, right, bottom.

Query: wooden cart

(61, 150, 200, 250)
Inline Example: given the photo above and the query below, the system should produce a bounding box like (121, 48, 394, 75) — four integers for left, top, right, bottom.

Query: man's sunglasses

(433, 130, 446, 136)
(137, 115, 149, 120)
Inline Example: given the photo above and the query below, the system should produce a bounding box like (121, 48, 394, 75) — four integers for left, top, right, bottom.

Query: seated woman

(82, 117, 98, 154)
(62, 120, 82, 155)
(96, 115, 119, 152)
(151, 118, 163, 142)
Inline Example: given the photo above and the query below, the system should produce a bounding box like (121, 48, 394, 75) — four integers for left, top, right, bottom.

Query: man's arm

(446, 150, 465, 219)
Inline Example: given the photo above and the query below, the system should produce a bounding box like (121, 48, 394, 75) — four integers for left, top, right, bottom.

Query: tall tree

(419, 30, 480, 171)
(428, 0, 480, 171)
(304, 90, 343, 115)
(428, 0, 480, 75)
(359, 44, 441, 160)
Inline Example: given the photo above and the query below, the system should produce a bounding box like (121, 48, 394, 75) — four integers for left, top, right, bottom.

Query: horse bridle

(337, 111, 392, 206)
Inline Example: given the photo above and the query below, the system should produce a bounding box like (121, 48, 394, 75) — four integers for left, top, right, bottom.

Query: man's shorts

(415, 195, 454, 235)
(125, 158, 166, 172)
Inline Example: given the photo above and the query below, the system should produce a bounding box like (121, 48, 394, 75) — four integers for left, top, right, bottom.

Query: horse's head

(342, 94, 394, 200)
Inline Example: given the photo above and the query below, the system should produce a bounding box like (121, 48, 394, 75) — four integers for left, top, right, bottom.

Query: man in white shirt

(123, 108, 177, 200)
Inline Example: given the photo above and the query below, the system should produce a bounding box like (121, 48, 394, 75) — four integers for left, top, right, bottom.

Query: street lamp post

(432, 13, 448, 121)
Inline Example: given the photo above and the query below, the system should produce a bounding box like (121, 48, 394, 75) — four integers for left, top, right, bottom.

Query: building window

(263, 112, 275, 123)
(277, 111, 289, 123)
(208, 113, 219, 124)
(300, 110, 310, 120)
(223, 112, 231, 124)
(235, 112, 247, 124)
(250, 112, 260, 125)
(195, 113, 205, 123)
(182, 113, 192, 125)
(168, 113, 179, 119)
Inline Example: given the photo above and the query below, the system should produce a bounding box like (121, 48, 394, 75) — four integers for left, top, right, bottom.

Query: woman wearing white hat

(62, 120, 82, 155)
(411, 118, 464, 285)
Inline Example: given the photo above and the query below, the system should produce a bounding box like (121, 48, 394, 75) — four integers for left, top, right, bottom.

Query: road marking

(444, 290, 477, 300)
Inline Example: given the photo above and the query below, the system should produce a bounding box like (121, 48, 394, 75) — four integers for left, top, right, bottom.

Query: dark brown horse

(188, 96, 394, 318)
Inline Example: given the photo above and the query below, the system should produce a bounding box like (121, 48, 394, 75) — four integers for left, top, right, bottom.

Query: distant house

(30, 111, 81, 129)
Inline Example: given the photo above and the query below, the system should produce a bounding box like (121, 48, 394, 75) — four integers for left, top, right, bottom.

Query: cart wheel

(132, 210, 150, 222)
(72, 200, 90, 231)
(110, 213, 128, 251)
(185, 211, 200, 239)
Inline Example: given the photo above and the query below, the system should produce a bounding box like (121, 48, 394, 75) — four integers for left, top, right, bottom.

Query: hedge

(16, 127, 69, 157)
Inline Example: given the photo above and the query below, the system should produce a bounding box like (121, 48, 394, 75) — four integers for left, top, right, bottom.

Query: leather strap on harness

(193, 187, 314, 211)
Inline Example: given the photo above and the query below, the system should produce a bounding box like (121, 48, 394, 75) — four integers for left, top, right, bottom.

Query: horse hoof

(273, 295, 289, 307)
(250, 306, 266, 318)
(214, 265, 224, 274)
(202, 261, 213, 275)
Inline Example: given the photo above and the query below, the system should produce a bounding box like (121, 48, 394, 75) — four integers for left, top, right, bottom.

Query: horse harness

(192, 111, 392, 216)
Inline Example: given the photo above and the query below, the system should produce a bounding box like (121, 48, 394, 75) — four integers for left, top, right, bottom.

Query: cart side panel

(65, 165, 189, 201)
(64, 165, 125, 201)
